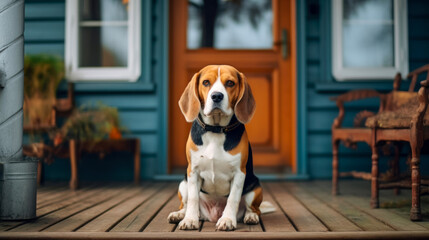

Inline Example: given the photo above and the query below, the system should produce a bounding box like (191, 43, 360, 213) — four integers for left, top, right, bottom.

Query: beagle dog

(168, 65, 272, 231)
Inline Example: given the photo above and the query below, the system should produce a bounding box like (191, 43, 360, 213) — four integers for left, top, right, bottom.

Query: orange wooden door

(168, 0, 297, 172)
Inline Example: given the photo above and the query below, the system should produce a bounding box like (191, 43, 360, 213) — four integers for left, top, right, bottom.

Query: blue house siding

(408, 1, 429, 71)
(302, 0, 429, 178)
(24, 0, 168, 181)
(23, 0, 429, 180)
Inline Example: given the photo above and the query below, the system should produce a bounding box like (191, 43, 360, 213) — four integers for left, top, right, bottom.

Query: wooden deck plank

(143, 193, 179, 232)
(200, 220, 263, 232)
(37, 186, 68, 200)
(301, 182, 394, 231)
(200, 221, 217, 232)
(283, 182, 362, 232)
(308, 180, 429, 230)
(110, 183, 177, 232)
(235, 222, 263, 232)
(8, 185, 130, 232)
(70, 183, 160, 232)
(343, 195, 427, 231)
(0, 220, 25, 232)
(0, 186, 109, 232)
(314, 181, 428, 231)
(320, 180, 429, 230)
(259, 184, 296, 232)
(4, 231, 429, 239)
(37, 188, 73, 208)
(389, 207, 429, 230)
(35, 182, 90, 201)
(3, 180, 429, 237)
(37, 184, 98, 209)
(266, 182, 328, 232)
(44, 185, 145, 232)
(36, 185, 109, 217)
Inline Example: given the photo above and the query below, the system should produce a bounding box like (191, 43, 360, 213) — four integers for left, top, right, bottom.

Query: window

(65, 0, 141, 82)
(187, 0, 273, 49)
(332, 0, 408, 81)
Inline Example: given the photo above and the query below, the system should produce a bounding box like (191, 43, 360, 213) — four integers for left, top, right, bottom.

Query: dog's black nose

(211, 92, 224, 103)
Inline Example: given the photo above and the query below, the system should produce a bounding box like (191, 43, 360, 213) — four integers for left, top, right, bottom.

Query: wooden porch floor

(1, 180, 429, 239)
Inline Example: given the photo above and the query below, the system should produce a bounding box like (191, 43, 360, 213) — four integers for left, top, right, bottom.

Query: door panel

(168, 0, 296, 171)
(247, 75, 271, 145)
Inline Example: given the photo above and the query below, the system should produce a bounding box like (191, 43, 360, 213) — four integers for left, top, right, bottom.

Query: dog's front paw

(168, 210, 185, 223)
(244, 212, 259, 225)
(177, 217, 199, 230)
(216, 217, 236, 231)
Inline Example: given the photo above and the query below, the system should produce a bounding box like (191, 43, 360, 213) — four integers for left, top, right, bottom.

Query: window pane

(79, 26, 128, 67)
(187, 0, 273, 49)
(342, 0, 394, 68)
(79, 0, 128, 21)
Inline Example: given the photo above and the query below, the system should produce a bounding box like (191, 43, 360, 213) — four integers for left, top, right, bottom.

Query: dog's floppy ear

(178, 72, 201, 122)
(234, 72, 256, 124)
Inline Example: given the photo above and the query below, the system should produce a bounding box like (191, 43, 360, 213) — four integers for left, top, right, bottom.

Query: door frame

(156, 0, 309, 180)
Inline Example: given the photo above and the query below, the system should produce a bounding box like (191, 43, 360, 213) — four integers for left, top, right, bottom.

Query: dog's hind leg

(243, 186, 262, 225)
(167, 180, 188, 223)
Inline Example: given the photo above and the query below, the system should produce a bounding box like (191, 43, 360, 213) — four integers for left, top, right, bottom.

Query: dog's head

(179, 65, 255, 124)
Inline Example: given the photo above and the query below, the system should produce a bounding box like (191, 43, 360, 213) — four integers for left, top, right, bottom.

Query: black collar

(196, 114, 241, 133)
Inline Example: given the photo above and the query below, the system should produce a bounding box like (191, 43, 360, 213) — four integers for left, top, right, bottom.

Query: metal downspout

(0, 0, 37, 220)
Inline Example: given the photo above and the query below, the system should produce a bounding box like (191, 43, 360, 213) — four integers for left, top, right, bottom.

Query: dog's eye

(225, 80, 235, 87)
(202, 80, 210, 87)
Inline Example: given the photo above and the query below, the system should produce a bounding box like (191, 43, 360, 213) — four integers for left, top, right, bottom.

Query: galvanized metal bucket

(0, 156, 38, 220)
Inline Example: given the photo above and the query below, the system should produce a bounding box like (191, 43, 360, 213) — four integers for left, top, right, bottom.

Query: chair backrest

(384, 65, 429, 111)
(407, 64, 429, 92)
(23, 83, 74, 131)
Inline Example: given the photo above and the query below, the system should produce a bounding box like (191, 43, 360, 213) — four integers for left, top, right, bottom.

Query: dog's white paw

(167, 211, 185, 223)
(216, 216, 236, 231)
(177, 217, 199, 230)
(244, 212, 259, 225)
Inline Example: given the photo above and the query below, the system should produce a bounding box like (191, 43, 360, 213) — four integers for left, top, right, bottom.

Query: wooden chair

(23, 83, 75, 185)
(331, 73, 402, 196)
(365, 65, 429, 221)
(23, 84, 141, 190)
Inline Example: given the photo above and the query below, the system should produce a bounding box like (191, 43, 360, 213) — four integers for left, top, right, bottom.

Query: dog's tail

(260, 201, 276, 214)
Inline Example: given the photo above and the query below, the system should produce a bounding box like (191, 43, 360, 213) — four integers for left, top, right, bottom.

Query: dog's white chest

(190, 132, 242, 196)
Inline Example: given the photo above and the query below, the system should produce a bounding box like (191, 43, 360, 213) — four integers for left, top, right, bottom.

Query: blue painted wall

(24, 0, 429, 180)
(24, 0, 169, 181)
(301, 0, 429, 178)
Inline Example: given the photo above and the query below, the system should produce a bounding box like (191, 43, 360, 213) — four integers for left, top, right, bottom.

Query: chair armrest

(410, 80, 429, 131)
(411, 80, 429, 129)
(331, 90, 381, 128)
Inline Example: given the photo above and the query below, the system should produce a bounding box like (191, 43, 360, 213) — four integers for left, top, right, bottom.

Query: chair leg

(37, 160, 43, 186)
(332, 139, 339, 195)
(410, 138, 422, 220)
(69, 140, 79, 190)
(371, 132, 379, 208)
(410, 153, 421, 221)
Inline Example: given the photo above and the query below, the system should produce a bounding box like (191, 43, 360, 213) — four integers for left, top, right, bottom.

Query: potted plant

(59, 103, 124, 143)
(23, 54, 64, 129)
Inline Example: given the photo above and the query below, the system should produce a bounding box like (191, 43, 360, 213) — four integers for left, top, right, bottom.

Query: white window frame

(332, 0, 408, 81)
(65, 0, 141, 82)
